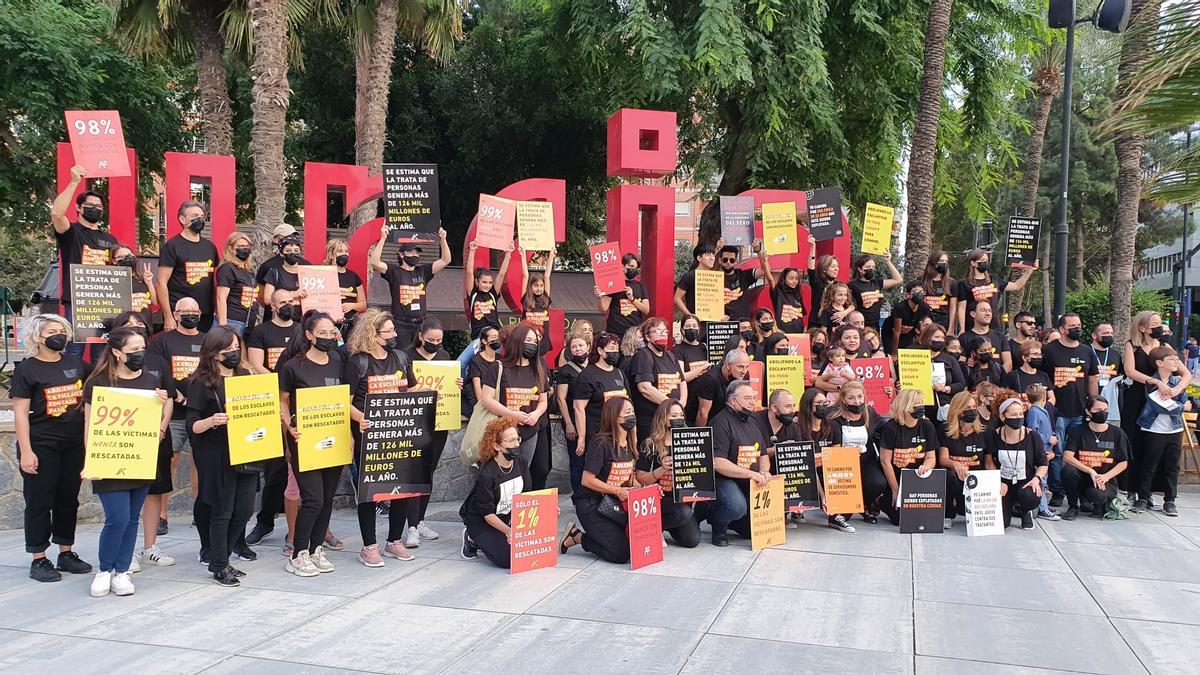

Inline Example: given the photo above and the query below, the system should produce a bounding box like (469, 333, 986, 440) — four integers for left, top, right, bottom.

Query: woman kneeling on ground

(560, 397, 638, 563)
(634, 399, 702, 548)
(460, 418, 530, 568)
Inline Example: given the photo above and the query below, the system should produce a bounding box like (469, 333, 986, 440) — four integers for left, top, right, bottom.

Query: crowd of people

(11, 171, 1190, 597)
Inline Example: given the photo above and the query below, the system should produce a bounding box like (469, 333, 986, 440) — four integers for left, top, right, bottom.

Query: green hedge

(1064, 276, 1171, 334)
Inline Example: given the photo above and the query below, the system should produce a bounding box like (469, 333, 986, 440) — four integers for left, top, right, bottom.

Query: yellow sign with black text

(85, 387, 162, 480)
(413, 360, 461, 431)
(296, 385, 353, 471)
(226, 373, 284, 465)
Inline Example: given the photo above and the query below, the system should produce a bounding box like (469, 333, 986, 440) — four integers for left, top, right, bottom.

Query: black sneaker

(55, 551, 92, 575)
(1131, 499, 1148, 513)
(827, 515, 856, 533)
(1079, 501, 1093, 514)
(212, 567, 240, 587)
(1020, 512, 1035, 530)
(461, 529, 478, 560)
(1147, 497, 1160, 511)
(1061, 506, 1079, 521)
(1163, 501, 1179, 517)
(1049, 493, 1065, 508)
(861, 513, 878, 524)
(226, 564, 246, 578)
(197, 547, 211, 565)
(711, 532, 729, 547)
(1090, 507, 1106, 519)
(29, 558, 61, 583)
(157, 518, 168, 536)
(244, 523, 272, 546)
(233, 545, 258, 562)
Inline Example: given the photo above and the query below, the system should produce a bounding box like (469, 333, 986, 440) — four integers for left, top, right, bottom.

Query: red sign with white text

(64, 111, 130, 177)
(510, 488, 559, 575)
(852, 357, 894, 412)
(590, 242, 624, 295)
(748, 360, 765, 410)
(475, 194, 517, 250)
(627, 486, 664, 570)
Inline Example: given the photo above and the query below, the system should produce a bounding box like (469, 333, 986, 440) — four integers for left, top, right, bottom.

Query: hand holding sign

(64, 111, 130, 177)
(590, 242, 624, 294)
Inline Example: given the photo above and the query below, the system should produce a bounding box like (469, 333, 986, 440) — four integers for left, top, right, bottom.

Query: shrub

(1064, 275, 1171, 333)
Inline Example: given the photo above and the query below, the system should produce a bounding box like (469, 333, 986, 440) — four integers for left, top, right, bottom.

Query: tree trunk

(350, 0, 401, 234)
(1110, 0, 1160, 339)
(1011, 88, 1056, 313)
(902, 0, 955, 283)
(698, 100, 750, 246)
(190, 5, 233, 156)
(249, 0, 291, 232)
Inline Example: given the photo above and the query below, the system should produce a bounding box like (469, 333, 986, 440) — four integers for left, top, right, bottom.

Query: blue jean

(708, 478, 749, 536)
(1052, 415, 1084, 495)
(97, 486, 150, 572)
(456, 338, 480, 379)
(223, 320, 246, 336)
(568, 445, 585, 495)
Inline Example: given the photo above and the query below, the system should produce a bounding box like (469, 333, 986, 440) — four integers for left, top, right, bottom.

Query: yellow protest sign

(761, 202, 798, 255)
(898, 349, 934, 405)
(766, 355, 806, 398)
(85, 387, 162, 480)
(861, 202, 894, 255)
(226, 373, 284, 465)
(750, 475, 786, 551)
(517, 200, 555, 251)
(413, 360, 461, 431)
(295, 384, 353, 472)
(694, 269, 725, 321)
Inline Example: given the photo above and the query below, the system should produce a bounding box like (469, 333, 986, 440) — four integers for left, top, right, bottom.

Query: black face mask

(1098, 336, 1114, 349)
(81, 205, 103, 223)
(1028, 358, 1043, 369)
(235, 248, 252, 261)
(488, 340, 503, 353)
(403, 254, 421, 267)
(282, 252, 300, 266)
(934, 263, 948, 274)
(843, 403, 863, 414)
(568, 352, 587, 365)
(116, 255, 138, 268)
(668, 418, 687, 429)
(1089, 410, 1108, 424)
(975, 262, 989, 274)
(741, 330, 756, 343)
(1066, 327, 1083, 342)
(911, 407, 926, 419)
(383, 337, 398, 350)
(502, 448, 520, 461)
(961, 410, 979, 424)
(759, 321, 775, 333)
(219, 351, 242, 369)
(521, 343, 539, 360)
(620, 416, 637, 431)
(682, 328, 700, 342)
(314, 337, 339, 352)
(861, 268, 876, 281)
(422, 341, 443, 352)
(813, 405, 832, 420)
(624, 268, 638, 280)
(335, 254, 349, 267)
(44, 334, 68, 352)
(276, 305, 295, 322)
(812, 342, 826, 354)
(775, 348, 790, 356)
(1003, 417, 1024, 430)
(776, 412, 796, 426)
(187, 217, 206, 233)
(179, 314, 201, 330)
(976, 351, 992, 363)
(911, 292, 925, 304)
(930, 340, 946, 352)
(1150, 325, 1166, 340)
(603, 351, 621, 366)
(123, 350, 146, 372)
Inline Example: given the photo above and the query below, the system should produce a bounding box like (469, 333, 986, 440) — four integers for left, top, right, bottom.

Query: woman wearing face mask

(628, 317, 687, 443)
(110, 244, 156, 325)
(987, 395, 1048, 529)
(635, 400, 702, 548)
(1003, 341, 1054, 404)
(770, 266, 809, 333)
(157, 200, 219, 333)
(556, 320, 594, 368)
(965, 337, 1006, 390)
(878, 389, 940, 526)
(13, 314, 93, 583)
(464, 326, 502, 420)
(807, 252, 840, 321)
(519, 247, 555, 354)
(937, 391, 991, 525)
(1120, 311, 1187, 497)
(809, 326, 829, 376)
(560, 397, 638, 563)
(459, 240, 513, 376)
(674, 314, 711, 385)
(279, 312, 348, 577)
(763, 333, 792, 362)
(737, 319, 760, 362)
(954, 249, 1037, 334)
(848, 253, 903, 331)
(618, 326, 644, 378)
(946, 336, 965, 367)
(919, 323, 966, 422)
(261, 236, 309, 307)
(459, 418, 530, 568)
(816, 282, 855, 330)
(974, 382, 999, 430)
(215, 232, 257, 335)
(187, 326, 257, 586)
(795, 389, 856, 532)
(832, 382, 886, 523)
(343, 309, 416, 566)
(596, 253, 650, 340)
(921, 251, 956, 331)
(325, 239, 366, 334)
(82, 328, 172, 597)
(571, 333, 630, 489)
(556, 336, 590, 453)
(481, 324, 550, 488)
(752, 309, 781, 346)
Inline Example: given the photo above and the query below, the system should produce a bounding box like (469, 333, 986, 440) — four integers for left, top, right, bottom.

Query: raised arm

(495, 243, 514, 289)
(431, 227, 451, 274)
(881, 251, 903, 290)
(464, 240, 478, 296)
(51, 165, 87, 234)
(369, 225, 390, 274)
(543, 249, 555, 297)
(1005, 260, 1040, 292)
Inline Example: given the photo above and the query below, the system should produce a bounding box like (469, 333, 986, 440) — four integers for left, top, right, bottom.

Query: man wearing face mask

(706, 380, 771, 546)
(596, 253, 651, 337)
(148, 298, 208, 508)
(892, 280, 931, 353)
(754, 389, 803, 473)
(695, 349, 751, 427)
(1091, 323, 1122, 390)
(254, 225, 308, 322)
(157, 200, 219, 332)
(1039, 312, 1100, 507)
(369, 224, 451, 349)
(716, 242, 771, 321)
(51, 166, 120, 355)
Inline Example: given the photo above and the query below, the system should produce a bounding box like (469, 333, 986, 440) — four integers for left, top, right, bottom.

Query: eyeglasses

(720, 258, 738, 264)
(1017, 320, 1036, 325)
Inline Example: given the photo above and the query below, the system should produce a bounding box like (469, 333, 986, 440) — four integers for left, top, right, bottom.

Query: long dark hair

(501, 323, 545, 383)
(593, 395, 638, 460)
(521, 271, 550, 311)
(921, 251, 953, 295)
(796, 388, 833, 442)
(300, 310, 335, 352)
(84, 327, 144, 390)
(192, 325, 248, 389)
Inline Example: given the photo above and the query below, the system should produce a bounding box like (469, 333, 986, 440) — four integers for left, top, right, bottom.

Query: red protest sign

(784, 333, 813, 385)
(747, 360, 764, 410)
(475, 194, 516, 250)
(590, 242, 624, 294)
(64, 111, 130, 177)
(626, 486, 664, 570)
(298, 265, 344, 321)
(510, 488, 559, 574)
(852, 357, 894, 412)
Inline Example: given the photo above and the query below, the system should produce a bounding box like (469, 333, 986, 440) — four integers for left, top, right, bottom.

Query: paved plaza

(1, 492, 1198, 674)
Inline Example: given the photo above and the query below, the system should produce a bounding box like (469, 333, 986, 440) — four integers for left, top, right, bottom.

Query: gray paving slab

(626, 539, 760, 582)
(911, 527, 1070, 572)
(0, 576, 200, 635)
(681, 633, 914, 674)
(915, 656, 1081, 674)
(1170, 524, 1200, 547)
(913, 600, 1147, 674)
(1081, 574, 1200, 625)
(0, 628, 224, 672)
(1056, 541, 1200, 583)
(710, 583, 914, 654)
(774, 519, 913, 559)
(200, 656, 370, 674)
(743, 548, 913, 598)
(446, 615, 702, 675)
(360, 558, 578, 613)
(1111, 618, 1200, 674)
(914, 561, 1104, 616)
(528, 569, 735, 632)
(1039, 517, 1200, 551)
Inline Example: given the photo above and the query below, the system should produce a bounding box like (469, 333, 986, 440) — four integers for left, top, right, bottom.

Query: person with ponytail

(953, 248, 1037, 334)
(570, 333, 630, 490)
(770, 266, 810, 333)
(458, 240, 513, 376)
(325, 238, 366, 334)
(481, 323, 551, 488)
(459, 418, 530, 568)
(518, 247, 555, 354)
(832, 381, 887, 523)
(634, 399, 702, 548)
(937, 391, 991, 526)
(847, 252, 903, 331)
(560, 397, 639, 563)
(921, 251, 955, 331)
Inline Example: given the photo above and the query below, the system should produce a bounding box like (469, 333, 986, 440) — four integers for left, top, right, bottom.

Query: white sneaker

(110, 572, 135, 596)
(416, 521, 440, 540)
(311, 545, 335, 573)
(141, 545, 176, 566)
(90, 571, 112, 598)
(127, 556, 141, 574)
(286, 550, 320, 577)
(403, 526, 420, 549)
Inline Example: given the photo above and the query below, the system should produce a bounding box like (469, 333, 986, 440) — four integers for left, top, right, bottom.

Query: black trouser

(21, 438, 83, 553)
(880, 464, 907, 526)
(207, 469, 257, 572)
(1001, 479, 1040, 528)
(465, 515, 511, 568)
(358, 501, 407, 547)
(661, 499, 701, 548)
(194, 498, 212, 551)
(860, 456, 889, 516)
(945, 469, 967, 517)
(254, 457, 289, 530)
(394, 318, 421, 351)
(575, 499, 630, 563)
(529, 426, 552, 491)
(292, 464, 342, 557)
(1062, 464, 1118, 510)
(404, 430, 447, 527)
(1137, 431, 1180, 502)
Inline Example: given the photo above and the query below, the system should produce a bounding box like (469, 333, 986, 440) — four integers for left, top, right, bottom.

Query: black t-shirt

(921, 280, 954, 328)
(494, 362, 548, 441)
(605, 279, 648, 338)
(816, 306, 848, 331)
(56, 222, 119, 304)
(84, 370, 165, 493)
(466, 289, 502, 339)
(131, 275, 153, 321)
(1065, 424, 1130, 472)
(676, 269, 699, 314)
(959, 328, 1007, 359)
(256, 255, 309, 322)
(694, 367, 736, 422)
(571, 364, 630, 439)
(464, 354, 500, 417)
(246, 320, 298, 372)
(711, 407, 768, 471)
(939, 428, 988, 470)
(160, 234, 218, 313)
(1002, 368, 1053, 399)
(986, 428, 1047, 483)
(343, 350, 414, 411)
(723, 267, 758, 320)
(848, 277, 886, 328)
(1039, 341, 1099, 417)
(967, 363, 1006, 390)
(383, 262, 435, 323)
(578, 436, 636, 502)
(955, 276, 1010, 315)
(893, 300, 930, 350)
(673, 341, 709, 377)
(216, 262, 256, 324)
(459, 457, 530, 521)
(771, 284, 807, 333)
(878, 418, 939, 470)
(1092, 346, 1122, 387)
(833, 414, 881, 460)
(279, 352, 346, 401)
(628, 346, 684, 421)
(264, 265, 300, 293)
(338, 269, 363, 307)
(148, 329, 206, 419)
(556, 361, 584, 406)
(10, 354, 89, 442)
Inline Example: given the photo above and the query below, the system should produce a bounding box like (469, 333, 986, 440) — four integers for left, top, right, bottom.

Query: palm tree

(249, 0, 290, 232)
(903, 0, 955, 283)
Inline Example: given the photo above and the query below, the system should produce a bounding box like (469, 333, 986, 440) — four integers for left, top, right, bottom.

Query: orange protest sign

(821, 446, 864, 514)
(510, 488, 559, 574)
(750, 476, 786, 551)
(65, 110, 130, 177)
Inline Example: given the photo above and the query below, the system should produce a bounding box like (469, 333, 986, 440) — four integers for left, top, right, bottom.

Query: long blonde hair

(643, 399, 683, 462)
(890, 388, 924, 426)
(1129, 310, 1160, 348)
(944, 391, 982, 439)
(221, 232, 253, 270)
(346, 308, 393, 355)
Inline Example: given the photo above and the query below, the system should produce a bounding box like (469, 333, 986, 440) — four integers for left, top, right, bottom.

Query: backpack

(459, 361, 504, 467)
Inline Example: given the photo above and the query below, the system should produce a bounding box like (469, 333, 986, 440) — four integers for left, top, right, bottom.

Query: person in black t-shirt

(1007, 311, 1040, 358)
(460, 418, 531, 567)
(891, 280, 931, 353)
(597, 252, 651, 338)
(674, 315, 711, 388)
(1040, 313, 1100, 504)
(324, 239, 367, 334)
(695, 348, 751, 426)
(877, 389, 939, 526)
(634, 399, 702, 548)
(571, 333, 629, 485)
(831, 382, 887, 523)
(959, 300, 1012, 372)
(953, 249, 1037, 334)
(769, 266, 810, 333)
(560, 397, 639, 563)
(458, 240, 513, 376)
(847, 252, 903, 331)
(465, 326, 502, 419)
(261, 236, 309, 304)
(255, 224, 310, 323)
(370, 224, 451, 349)
(518, 247, 555, 355)
(12, 314, 94, 582)
(988, 396, 1048, 529)
(920, 252, 956, 330)
(110, 243, 158, 327)
(1003, 341, 1054, 404)
(1062, 396, 1130, 520)
(716, 241, 771, 321)
(51, 166, 119, 350)
(215, 232, 257, 335)
(557, 335, 590, 451)
(965, 337, 1006, 390)
(703, 380, 770, 546)
(937, 391, 993, 522)
(157, 200, 219, 332)
(246, 289, 300, 375)
(673, 243, 718, 317)
(480, 324, 550, 486)
(919, 323, 966, 421)
(628, 318, 688, 442)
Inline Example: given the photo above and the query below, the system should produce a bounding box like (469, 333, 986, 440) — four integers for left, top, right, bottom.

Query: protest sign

(226, 374, 284, 465)
(295, 385, 352, 472)
(64, 110, 130, 177)
(750, 476, 786, 551)
(861, 202, 894, 255)
(705, 321, 739, 366)
(590, 242, 624, 295)
(475, 194, 517, 250)
(898, 349, 934, 406)
(412, 360, 461, 431)
(298, 265, 344, 322)
(694, 270, 725, 321)
(965, 470, 1005, 537)
(1005, 216, 1041, 268)
(762, 202, 798, 255)
(775, 441, 819, 510)
(382, 163, 440, 242)
(84, 387, 161, 480)
(821, 446, 865, 513)
(899, 469, 947, 534)
(852, 357, 894, 412)
(517, 200, 555, 251)
(670, 426, 716, 502)
(70, 265, 132, 341)
(767, 355, 806, 398)
(357, 391, 436, 502)
(804, 187, 843, 240)
(719, 195, 755, 247)
(511, 488, 559, 574)
(627, 486, 664, 570)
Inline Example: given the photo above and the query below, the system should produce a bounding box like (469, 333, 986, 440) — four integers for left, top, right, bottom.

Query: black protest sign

(803, 187, 843, 241)
(1005, 216, 1040, 268)
(899, 468, 947, 534)
(705, 321, 739, 366)
(671, 426, 716, 503)
(357, 391, 436, 502)
(719, 196, 755, 248)
(69, 264, 132, 341)
(775, 441, 819, 509)
(383, 163, 440, 243)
